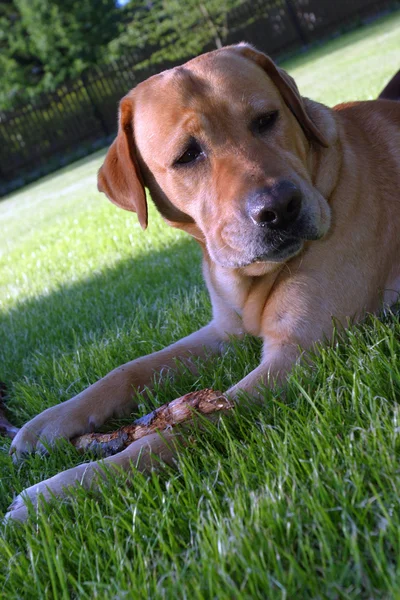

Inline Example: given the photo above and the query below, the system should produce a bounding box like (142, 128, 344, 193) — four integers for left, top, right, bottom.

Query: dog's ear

(236, 44, 329, 148)
(98, 95, 148, 229)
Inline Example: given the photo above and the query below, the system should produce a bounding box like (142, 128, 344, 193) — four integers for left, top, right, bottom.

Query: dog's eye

(174, 141, 204, 166)
(253, 111, 279, 134)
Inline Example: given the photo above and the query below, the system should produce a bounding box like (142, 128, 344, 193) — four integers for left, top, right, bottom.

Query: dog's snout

(247, 181, 302, 229)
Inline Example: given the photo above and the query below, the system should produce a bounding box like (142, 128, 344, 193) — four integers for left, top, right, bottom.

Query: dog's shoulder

(334, 98, 400, 128)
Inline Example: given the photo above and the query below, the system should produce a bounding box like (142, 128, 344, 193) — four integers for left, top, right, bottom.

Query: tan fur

(7, 45, 400, 521)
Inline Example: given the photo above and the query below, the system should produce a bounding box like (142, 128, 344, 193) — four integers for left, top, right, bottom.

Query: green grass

(1, 12, 400, 599)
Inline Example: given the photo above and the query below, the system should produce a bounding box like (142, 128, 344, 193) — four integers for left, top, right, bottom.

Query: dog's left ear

(98, 94, 148, 229)
(236, 44, 330, 148)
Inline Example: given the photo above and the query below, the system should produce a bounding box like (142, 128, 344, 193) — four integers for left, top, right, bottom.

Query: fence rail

(0, 0, 396, 196)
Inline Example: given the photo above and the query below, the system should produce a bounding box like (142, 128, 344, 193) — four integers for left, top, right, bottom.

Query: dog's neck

(201, 247, 284, 337)
(308, 112, 343, 201)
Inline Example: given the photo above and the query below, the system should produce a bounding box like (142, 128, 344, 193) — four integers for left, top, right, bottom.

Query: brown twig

(72, 389, 233, 457)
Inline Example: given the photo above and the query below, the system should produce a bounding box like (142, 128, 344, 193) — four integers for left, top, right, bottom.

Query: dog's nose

(247, 181, 302, 229)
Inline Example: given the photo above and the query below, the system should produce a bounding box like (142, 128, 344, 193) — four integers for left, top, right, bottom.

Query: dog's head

(98, 44, 337, 274)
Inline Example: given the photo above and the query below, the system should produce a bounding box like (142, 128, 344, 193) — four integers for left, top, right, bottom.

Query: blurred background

(0, 0, 398, 197)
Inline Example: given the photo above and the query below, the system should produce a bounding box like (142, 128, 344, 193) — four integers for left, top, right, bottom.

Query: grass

(1, 11, 400, 599)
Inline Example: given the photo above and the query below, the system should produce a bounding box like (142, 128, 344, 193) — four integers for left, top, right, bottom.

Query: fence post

(0, 129, 6, 181)
(81, 71, 110, 137)
(285, 0, 308, 46)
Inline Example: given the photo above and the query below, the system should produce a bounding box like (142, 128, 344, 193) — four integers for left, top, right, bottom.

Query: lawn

(1, 12, 400, 599)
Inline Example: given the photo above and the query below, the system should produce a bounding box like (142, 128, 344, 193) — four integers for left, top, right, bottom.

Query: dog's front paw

(4, 462, 97, 523)
(10, 403, 90, 460)
(4, 492, 31, 522)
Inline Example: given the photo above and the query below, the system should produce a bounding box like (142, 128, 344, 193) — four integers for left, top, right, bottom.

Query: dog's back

(379, 70, 400, 101)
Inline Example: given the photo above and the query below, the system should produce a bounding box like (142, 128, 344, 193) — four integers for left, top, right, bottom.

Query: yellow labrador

(7, 45, 400, 521)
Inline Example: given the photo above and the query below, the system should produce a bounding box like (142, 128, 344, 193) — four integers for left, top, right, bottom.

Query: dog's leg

(11, 320, 241, 457)
(5, 430, 179, 522)
(228, 342, 300, 397)
(5, 341, 296, 523)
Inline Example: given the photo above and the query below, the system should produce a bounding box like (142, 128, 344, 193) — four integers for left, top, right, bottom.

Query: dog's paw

(10, 404, 90, 460)
(4, 477, 60, 523)
(4, 462, 97, 523)
(3, 493, 30, 523)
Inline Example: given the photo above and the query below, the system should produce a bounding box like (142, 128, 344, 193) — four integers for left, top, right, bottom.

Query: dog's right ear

(98, 94, 148, 230)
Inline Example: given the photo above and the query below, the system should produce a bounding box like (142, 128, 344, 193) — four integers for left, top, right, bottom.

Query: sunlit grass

(1, 12, 400, 598)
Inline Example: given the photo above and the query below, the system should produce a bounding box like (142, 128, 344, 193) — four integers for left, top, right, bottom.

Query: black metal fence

(0, 0, 396, 196)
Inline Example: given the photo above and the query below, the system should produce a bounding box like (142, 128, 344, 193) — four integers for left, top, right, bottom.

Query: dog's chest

(208, 263, 281, 337)
(210, 265, 250, 315)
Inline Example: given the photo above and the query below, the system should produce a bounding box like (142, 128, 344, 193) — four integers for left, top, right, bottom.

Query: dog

(6, 44, 400, 521)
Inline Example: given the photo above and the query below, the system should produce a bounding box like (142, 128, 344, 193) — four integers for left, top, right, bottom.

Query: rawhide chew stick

(72, 389, 233, 457)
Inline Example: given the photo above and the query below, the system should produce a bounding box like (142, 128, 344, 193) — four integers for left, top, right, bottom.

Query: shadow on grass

(0, 236, 206, 388)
